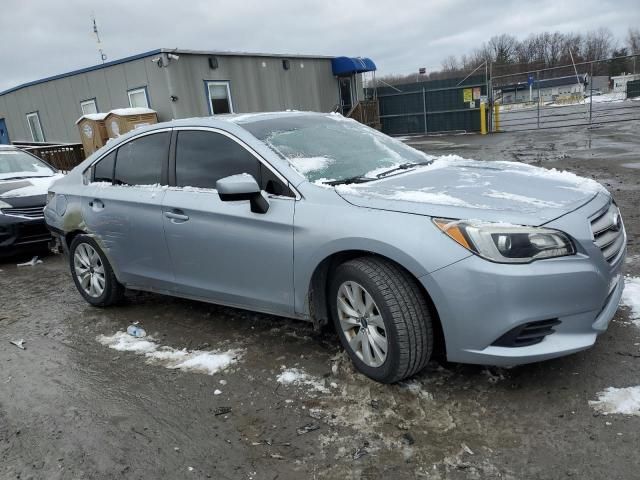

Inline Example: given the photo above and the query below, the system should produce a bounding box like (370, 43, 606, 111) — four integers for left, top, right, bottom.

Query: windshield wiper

(376, 161, 433, 178)
(324, 175, 376, 186)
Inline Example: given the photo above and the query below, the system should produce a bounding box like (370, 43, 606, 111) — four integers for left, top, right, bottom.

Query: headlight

(46, 191, 55, 205)
(0, 200, 11, 209)
(433, 218, 575, 264)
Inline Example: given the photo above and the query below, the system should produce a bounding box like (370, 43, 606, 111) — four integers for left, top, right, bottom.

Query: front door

(162, 129, 295, 315)
(83, 131, 174, 289)
(0, 119, 10, 144)
(339, 77, 354, 115)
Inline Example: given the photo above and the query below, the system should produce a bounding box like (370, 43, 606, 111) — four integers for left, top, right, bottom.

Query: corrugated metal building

(0, 48, 375, 144)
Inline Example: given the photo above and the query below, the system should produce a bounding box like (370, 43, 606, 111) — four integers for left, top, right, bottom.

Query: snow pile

(97, 331, 241, 375)
(276, 367, 329, 393)
(390, 189, 474, 207)
(495, 162, 606, 194)
(589, 386, 640, 416)
(483, 190, 563, 208)
(621, 277, 640, 326)
(288, 156, 333, 174)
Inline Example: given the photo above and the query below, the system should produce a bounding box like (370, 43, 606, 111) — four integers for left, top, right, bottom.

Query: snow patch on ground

(589, 386, 640, 416)
(276, 367, 329, 393)
(621, 277, 640, 326)
(97, 331, 241, 375)
(483, 190, 563, 208)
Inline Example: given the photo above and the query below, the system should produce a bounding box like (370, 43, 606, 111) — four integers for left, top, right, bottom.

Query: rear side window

(175, 131, 260, 189)
(114, 132, 170, 186)
(92, 151, 116, 183)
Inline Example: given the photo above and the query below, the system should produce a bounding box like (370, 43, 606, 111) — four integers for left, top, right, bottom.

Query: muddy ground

(2, 121, 639, 480)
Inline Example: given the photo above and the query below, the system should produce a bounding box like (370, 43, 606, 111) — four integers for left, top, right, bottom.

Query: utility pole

(92, 15, 107, 64)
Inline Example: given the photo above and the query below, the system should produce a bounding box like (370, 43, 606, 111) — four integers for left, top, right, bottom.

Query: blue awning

(331, 57, 376, 76)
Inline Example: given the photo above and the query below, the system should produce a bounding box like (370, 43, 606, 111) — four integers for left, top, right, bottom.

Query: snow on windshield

(0, 150, 55, 180)
(242, 115, 431, 182)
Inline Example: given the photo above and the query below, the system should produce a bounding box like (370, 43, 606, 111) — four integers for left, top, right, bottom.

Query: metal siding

(0, 52, 341, 142)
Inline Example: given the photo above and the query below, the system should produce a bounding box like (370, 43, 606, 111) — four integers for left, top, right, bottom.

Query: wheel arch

(305, 248, 446, 358)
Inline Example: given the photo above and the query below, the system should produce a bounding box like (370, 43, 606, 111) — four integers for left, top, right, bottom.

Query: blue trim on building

(0, 49, 163, 97)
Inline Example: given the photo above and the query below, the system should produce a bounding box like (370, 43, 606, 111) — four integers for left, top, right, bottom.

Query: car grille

(1, 205, 45, 218)
(590, 203, 625, 263)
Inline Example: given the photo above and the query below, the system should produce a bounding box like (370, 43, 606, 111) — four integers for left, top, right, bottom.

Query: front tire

(69, 235, 124, 307)
(329, 257, 433, 383)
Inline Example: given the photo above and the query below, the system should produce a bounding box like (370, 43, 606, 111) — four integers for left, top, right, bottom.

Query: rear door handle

(164, 210, 189, 222)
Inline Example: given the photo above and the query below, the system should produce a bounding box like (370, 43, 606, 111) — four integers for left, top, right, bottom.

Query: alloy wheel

(73, 243, 106, 298)
(336, 281, 388, 367)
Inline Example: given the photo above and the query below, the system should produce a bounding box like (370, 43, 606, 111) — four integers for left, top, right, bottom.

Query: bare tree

(627, 27, 640, 54)
(488, 34, 517, 64)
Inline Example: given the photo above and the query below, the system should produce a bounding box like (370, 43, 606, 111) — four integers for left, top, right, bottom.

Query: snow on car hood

(0, 174, 64, 204)
(334, 156, 607, 226)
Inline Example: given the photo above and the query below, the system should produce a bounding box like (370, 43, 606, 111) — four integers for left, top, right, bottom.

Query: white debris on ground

(17, 256, 43, 267)
(96, 332, 241, 375)
(276, 367, 329, 393)
(589, 386, 640, 416)
(621, 277, 640, 326)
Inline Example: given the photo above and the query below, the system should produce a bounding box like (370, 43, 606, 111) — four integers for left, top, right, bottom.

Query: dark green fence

(628, 79, 640, 99)
(370, 75, 488, 135)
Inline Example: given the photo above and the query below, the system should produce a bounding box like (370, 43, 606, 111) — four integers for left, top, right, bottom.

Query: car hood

(0, 174, 64, 207)
(333, 157, 607, 226)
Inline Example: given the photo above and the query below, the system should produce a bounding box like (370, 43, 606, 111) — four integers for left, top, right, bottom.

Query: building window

(206, 81, 233, 114)
(80, 99, 98, 115)
(26, 112, 45, 142)
(128, 87, 150, 108)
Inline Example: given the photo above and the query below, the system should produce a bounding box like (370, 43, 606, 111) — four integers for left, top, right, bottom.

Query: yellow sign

(463, 88, 473, 102)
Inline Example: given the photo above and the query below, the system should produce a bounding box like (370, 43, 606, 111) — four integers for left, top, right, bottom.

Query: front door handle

(164, 210, 189, 222)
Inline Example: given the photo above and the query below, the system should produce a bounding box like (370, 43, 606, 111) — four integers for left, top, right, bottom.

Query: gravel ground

(1, 121, 639, 480)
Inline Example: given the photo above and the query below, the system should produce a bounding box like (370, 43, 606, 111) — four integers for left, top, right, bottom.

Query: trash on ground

(213, 407, 232, 416)
(17, 256, 43, 267)
(214, 389, 222, 395)
(296, 423, 320, 435)
(269, 453, 284, 460)
(352, 447, 368, 460)
(10, 339, 26, 350)
(126, 325, 147, 338)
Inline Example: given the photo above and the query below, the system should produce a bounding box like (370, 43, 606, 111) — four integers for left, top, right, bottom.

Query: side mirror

(216, 174, 269, 214)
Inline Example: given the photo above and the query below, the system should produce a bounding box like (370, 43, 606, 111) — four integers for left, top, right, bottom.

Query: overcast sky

(1, 0, 638, 91)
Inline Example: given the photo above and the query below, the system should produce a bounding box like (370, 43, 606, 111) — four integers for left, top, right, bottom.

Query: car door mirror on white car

(216, 173, 269, 214)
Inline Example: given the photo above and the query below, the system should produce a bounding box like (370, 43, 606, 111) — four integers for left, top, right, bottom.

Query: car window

(175, 131, 260, 189)
(92, 150, 116, 183)
(114, 132, 170, 186)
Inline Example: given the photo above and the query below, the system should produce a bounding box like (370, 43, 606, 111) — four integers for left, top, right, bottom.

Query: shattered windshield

(239, 115, 431, 183)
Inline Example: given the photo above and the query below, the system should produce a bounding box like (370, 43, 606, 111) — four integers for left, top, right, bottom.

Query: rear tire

(329, 257, 433, 383)
(69, 235, 124, 307)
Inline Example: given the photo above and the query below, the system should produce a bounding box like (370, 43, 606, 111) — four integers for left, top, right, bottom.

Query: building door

(339, 77, 354, 115)
(0, 119, 9, 144)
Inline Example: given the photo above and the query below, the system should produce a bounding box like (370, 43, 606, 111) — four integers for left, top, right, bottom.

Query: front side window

(81, 99, 98, 115)
(26, 112, 45, 142)
(175, 131, 259, 189)
(206, 82, 233, 114)
(114, 132, 170, 186)
(128, 88, 149, 108)
(92, 150, 116, 183)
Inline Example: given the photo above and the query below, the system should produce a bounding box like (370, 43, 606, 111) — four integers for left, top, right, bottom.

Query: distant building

(610, 73, 640, 94)
(0, 49, 376, 144)
(498, 74, 588, 104)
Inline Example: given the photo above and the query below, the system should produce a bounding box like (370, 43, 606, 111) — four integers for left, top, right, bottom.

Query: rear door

(82, 130, 174, 289)
(161, 128, 296, 315)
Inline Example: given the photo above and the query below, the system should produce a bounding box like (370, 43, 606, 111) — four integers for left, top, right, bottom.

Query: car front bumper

(0, 213, 51, 256)
(420, 196, 626, 367)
